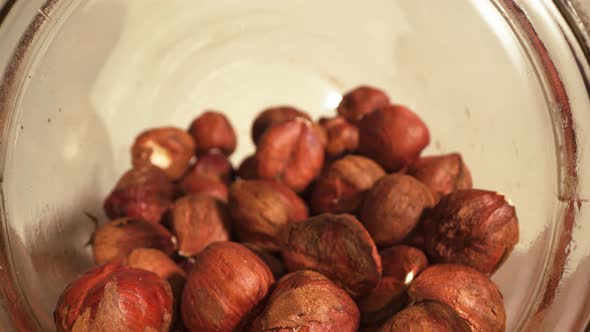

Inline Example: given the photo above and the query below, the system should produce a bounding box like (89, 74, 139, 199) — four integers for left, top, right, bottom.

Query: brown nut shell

(282, 213, 382, 298)
(179, 173, 229, 202)
(243, 243, 287, 279)
(378, 301, 470, 332)
(358, 105, 430, 172)
(188, 151, 234, 183)
(250, 270, 360, 332)
(407, 153, 472, 201)
(319, 116, 359, 158)
(188, 111, 237, 156)
(92, 218, 176, 265)
(360, 174, 435, 247)
(358, 246, 428, 324)
(407, 264, 506, 332)
(181, 242, 274, 332)
(311, 155, 385, 214)
(54, 263, 173, 332)
(131, 127, 195, 180)
(229, 180, 309, 251)
(423, 189, 519, 275)
(237, 154, 259, 180)
(251, 106, 312, 144)
(103, 165, 174, 224)
(171, 194, 232, 257)
(337, 86, 391, 123)
(256, 119, 325, 192)
(125, 248, 187, 300)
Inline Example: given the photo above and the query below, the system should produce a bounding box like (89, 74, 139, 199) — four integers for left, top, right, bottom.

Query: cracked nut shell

(407, 263, 506, 332)
(131, 127, 195, 180)
(54, 263, 173, 332)
(256, 118, 325, 192)
(423, 189, 519, 275)
(282, 213, 382, 298)
(250, 270, 360, 332)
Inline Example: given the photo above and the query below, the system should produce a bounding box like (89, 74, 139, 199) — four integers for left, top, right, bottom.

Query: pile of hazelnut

(54, 86, 519, 332)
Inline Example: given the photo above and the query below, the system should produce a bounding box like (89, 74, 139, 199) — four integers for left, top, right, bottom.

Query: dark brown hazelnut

(256, 119, 325, 192)
(378, 301, 470, 332)
(311, 155, 385, 214)
(91, 218, 176, 265)
(243, 243, 287, 279)
(358, 246, 428, 324)
(407, 153, 472, 201)
(229, 180, 308, 251)
(54, 263, 173, 332)
(188, 111, 237, 156)
(251, 106, 312, 144)
(282, 213, 382, 298)
(407, 264, 506, 332)
(237, 154, 259, 180)
(131, 127, 196, 180)
(179, 173, 228, 202)
(250, 270, 360, 332)
(360, 174, 435, 247)
(423, 189, 519, 275)
(125, 248, 187, 301)
(181, 242, 274, 332)
(337, 86, 391, 123)
(358, 105, 430, 172)
(171, 194, 232, 257)
(103, 165, 174, 224)
(188, 151, 234, 183)
(319, 116, 360, 158)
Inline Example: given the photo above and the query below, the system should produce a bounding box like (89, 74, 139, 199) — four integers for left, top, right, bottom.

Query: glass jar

(0, 0, 589, 330)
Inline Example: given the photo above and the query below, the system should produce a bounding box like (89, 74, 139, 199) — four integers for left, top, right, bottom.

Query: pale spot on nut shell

(147, 141, 172, 169)
(404, 271, 415, 286)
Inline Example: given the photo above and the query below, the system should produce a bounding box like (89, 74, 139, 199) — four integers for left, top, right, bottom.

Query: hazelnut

(251, 106, 312, 144)
(103, 165, 174, 224)
(179, 173, 228, 202)
(243, 243, 287, 279)
(282, 213, 382, 298)
(181, 242, 274, 332)
(360, 174, 435, 247)
(188, 111, 237, 156)
(236, 154, 259, 180)
(378, 301, 470, 332)
(337, 86, 391, 123)
(187, 151, 234, 183)
(358, 246, 428, 324)
(131, 127, 196, 180)
(256, 119, 325, 192)
(319, 116, 359, 159)
(407, 264, 506, 332)
(171, 194, 232, 257)
(91, 218, 176, 265)
(423, 189, 519, 275)
(54, 263, 173, 332)
(358, 105, 430, 172)
(250, 270, 360, 332)
(125, 248, 187, 300)
(311, 155, 385, 214)
(407, 153, 472, 201)
(229, 180, 308, 251)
